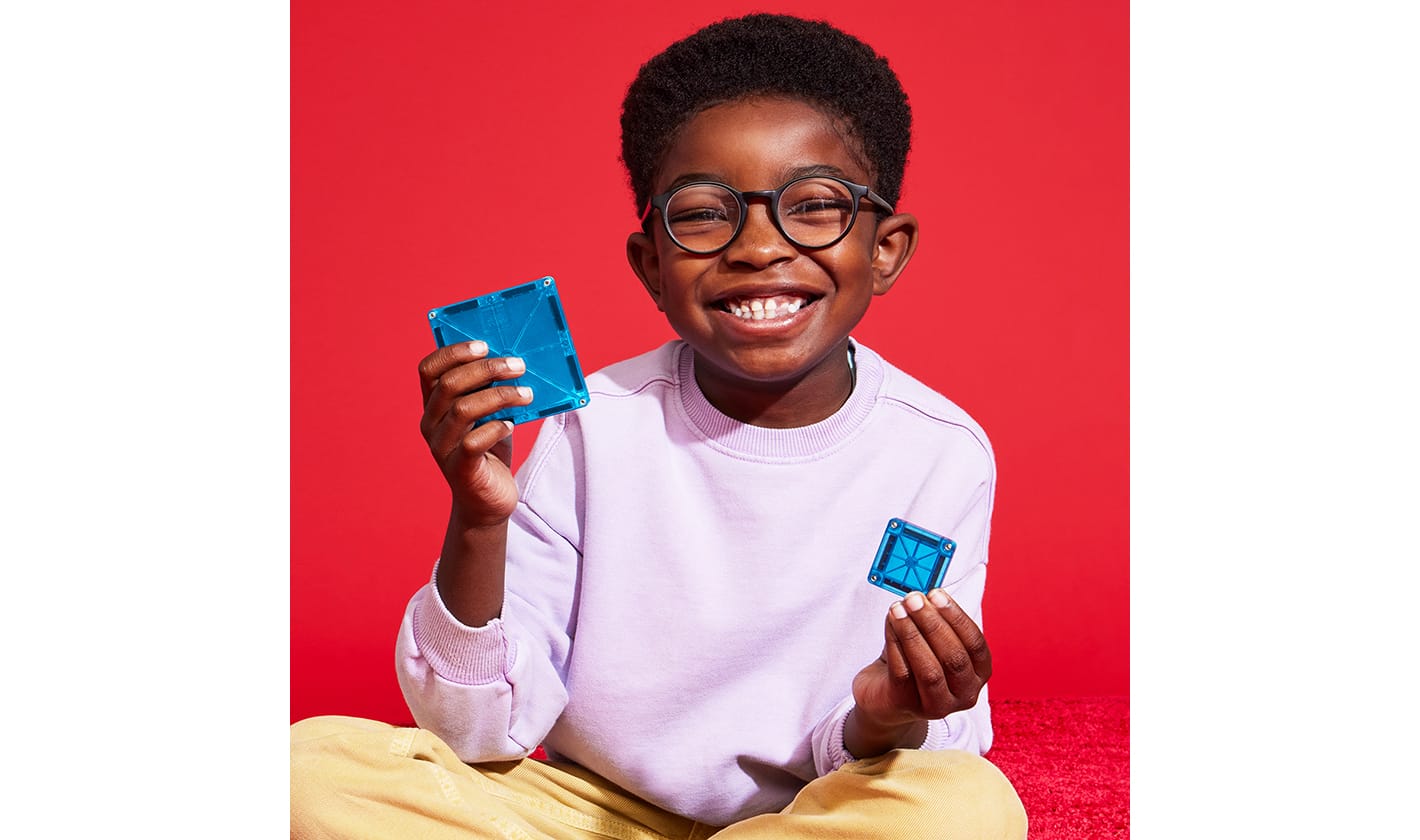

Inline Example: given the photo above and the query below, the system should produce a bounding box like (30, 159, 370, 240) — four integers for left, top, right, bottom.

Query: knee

(861, 749, 1028, 839)
(290, 715, 398, 783)
(291, 716, 399, 837)
(915, 749, 1022, 800)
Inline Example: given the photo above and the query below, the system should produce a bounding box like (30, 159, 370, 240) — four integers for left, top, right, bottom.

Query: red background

(292, 0, 1127, 724)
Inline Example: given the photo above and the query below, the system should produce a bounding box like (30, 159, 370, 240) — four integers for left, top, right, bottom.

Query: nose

(723, 199, 795, 267)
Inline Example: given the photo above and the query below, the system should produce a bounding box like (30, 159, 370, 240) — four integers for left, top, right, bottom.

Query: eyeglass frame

(639, 175, 897, 255)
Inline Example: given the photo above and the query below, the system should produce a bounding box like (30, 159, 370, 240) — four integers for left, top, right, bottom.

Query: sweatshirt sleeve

(811, 449, 997, 775)
(394, 416, 585, 763)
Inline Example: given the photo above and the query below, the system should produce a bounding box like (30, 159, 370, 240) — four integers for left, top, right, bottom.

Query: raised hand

(417, 340, 535, 527)
(848, 588, 992, 754)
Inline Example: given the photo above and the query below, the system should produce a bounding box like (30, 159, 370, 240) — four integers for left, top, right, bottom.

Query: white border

(1, 2, 288, 833)
(1134, 1, 1418, 836)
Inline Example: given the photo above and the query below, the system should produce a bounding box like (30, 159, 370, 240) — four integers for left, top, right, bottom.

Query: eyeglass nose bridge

(729, 187, 798, 251)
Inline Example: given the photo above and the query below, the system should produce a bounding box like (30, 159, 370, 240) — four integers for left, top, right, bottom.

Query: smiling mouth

(717, 294, 818, 321)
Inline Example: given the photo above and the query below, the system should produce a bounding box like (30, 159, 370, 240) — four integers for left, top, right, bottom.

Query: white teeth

(724, 295, 809, 321)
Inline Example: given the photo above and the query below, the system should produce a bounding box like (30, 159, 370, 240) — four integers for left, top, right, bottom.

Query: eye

(665, 184, 740, 231)
(783, 197, 853, 217)
(669, 206, 731, 224)
(779, 178, 857, 223)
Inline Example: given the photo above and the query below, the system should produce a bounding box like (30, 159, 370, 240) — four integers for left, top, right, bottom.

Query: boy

(292, 13, 1027, 838)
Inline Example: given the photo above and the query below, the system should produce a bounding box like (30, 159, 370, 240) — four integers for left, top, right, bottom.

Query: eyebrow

(661, 163, 857, 193)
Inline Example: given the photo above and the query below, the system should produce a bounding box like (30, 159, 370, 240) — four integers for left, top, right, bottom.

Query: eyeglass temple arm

(865, 189, 896, 215)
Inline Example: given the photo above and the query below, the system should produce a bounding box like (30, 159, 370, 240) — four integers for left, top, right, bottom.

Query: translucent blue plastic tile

(428, 276, 590, 425)
(867, 519, 957, 597)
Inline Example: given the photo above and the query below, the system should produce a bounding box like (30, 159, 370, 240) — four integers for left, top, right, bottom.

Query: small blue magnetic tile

(428, 276, 590, 425)
(867, 518, 957, 597)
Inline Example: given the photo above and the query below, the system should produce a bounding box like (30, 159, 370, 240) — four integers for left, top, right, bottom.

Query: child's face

(627, 96, 917, 407)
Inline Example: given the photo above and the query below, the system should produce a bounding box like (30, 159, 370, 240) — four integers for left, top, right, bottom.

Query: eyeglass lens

(664, 178, 859, 252)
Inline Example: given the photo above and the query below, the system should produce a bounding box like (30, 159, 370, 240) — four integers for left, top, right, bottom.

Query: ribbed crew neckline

(675, 341, 883, 460)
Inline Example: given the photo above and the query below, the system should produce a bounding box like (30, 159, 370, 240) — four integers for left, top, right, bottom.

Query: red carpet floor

(986, 696, 1131, 839)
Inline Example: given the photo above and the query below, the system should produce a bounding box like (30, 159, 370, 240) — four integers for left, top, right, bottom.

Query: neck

(692, 343, 855, 429)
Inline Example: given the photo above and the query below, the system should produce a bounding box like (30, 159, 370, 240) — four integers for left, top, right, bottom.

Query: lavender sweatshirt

(396, 340, 997, 825)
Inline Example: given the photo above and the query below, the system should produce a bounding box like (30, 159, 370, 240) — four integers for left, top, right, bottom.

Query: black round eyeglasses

(640, 175, 895, 255)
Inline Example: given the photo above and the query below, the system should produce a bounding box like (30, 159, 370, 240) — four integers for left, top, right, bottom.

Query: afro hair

(619, 13, 912, 215)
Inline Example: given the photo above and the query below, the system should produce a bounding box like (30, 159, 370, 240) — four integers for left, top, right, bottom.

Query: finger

(421, 355, 529, 441)
(883, 608, 912, 683)
(488, 430, 514, 468)
(428, 385, 534, 463)
(454, 418, 516, 472)
(892, 593, 955, 718)
(927, 588, 993, 682)
(435, 355, 528, 397)
(902, 589, 985, 711)
(447, 420, 519, 511)
(904, 589, 979, 688)
(419, 341, 489, 402)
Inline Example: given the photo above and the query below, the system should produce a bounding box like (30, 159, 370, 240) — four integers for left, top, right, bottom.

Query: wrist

(436, 508, 511, 627)
(843, 707, 929, 760)
(448, 503, 512, 533)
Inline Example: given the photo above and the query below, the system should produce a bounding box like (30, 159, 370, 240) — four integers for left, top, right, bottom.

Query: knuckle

(963, 629, 989, 655)
(917, 667, 948, 692)
(448, 396, 476, 422)
(942, 649, 973, 676)
(417, 355, 442, 381)
(433, 376, 460, 401)
(895, 622, 923, 645)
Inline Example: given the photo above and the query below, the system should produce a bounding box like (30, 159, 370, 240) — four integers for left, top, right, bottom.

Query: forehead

(655, 97, 869, 192)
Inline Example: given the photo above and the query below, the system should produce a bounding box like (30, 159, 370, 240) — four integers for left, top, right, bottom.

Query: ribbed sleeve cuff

(920, 716, 951, 751)
(409, 583, 515, 685)
(817, 701, 945, 776)
(819, 703, 857, 774)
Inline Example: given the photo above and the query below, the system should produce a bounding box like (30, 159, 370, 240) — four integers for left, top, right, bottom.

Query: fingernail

(905, 593, 926, 612)
(503, 420, 515, 433)
(505, 357, 526, 374)
(890, 602, 908, 620)
(516, 386, 533, 401)
(467, 340, 488, 355)
(928, 589, 951, 608)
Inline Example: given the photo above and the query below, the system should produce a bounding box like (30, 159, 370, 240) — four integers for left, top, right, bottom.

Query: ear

(868, 212, 919, 296)
(626, 231, 664, 311)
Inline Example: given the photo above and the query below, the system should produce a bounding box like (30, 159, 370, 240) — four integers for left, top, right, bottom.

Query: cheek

(816, 251, 879, 293)
(658, 252, 716, 296)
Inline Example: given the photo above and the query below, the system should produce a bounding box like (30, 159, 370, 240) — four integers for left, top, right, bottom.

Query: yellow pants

(291, 716, 1027, 840)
